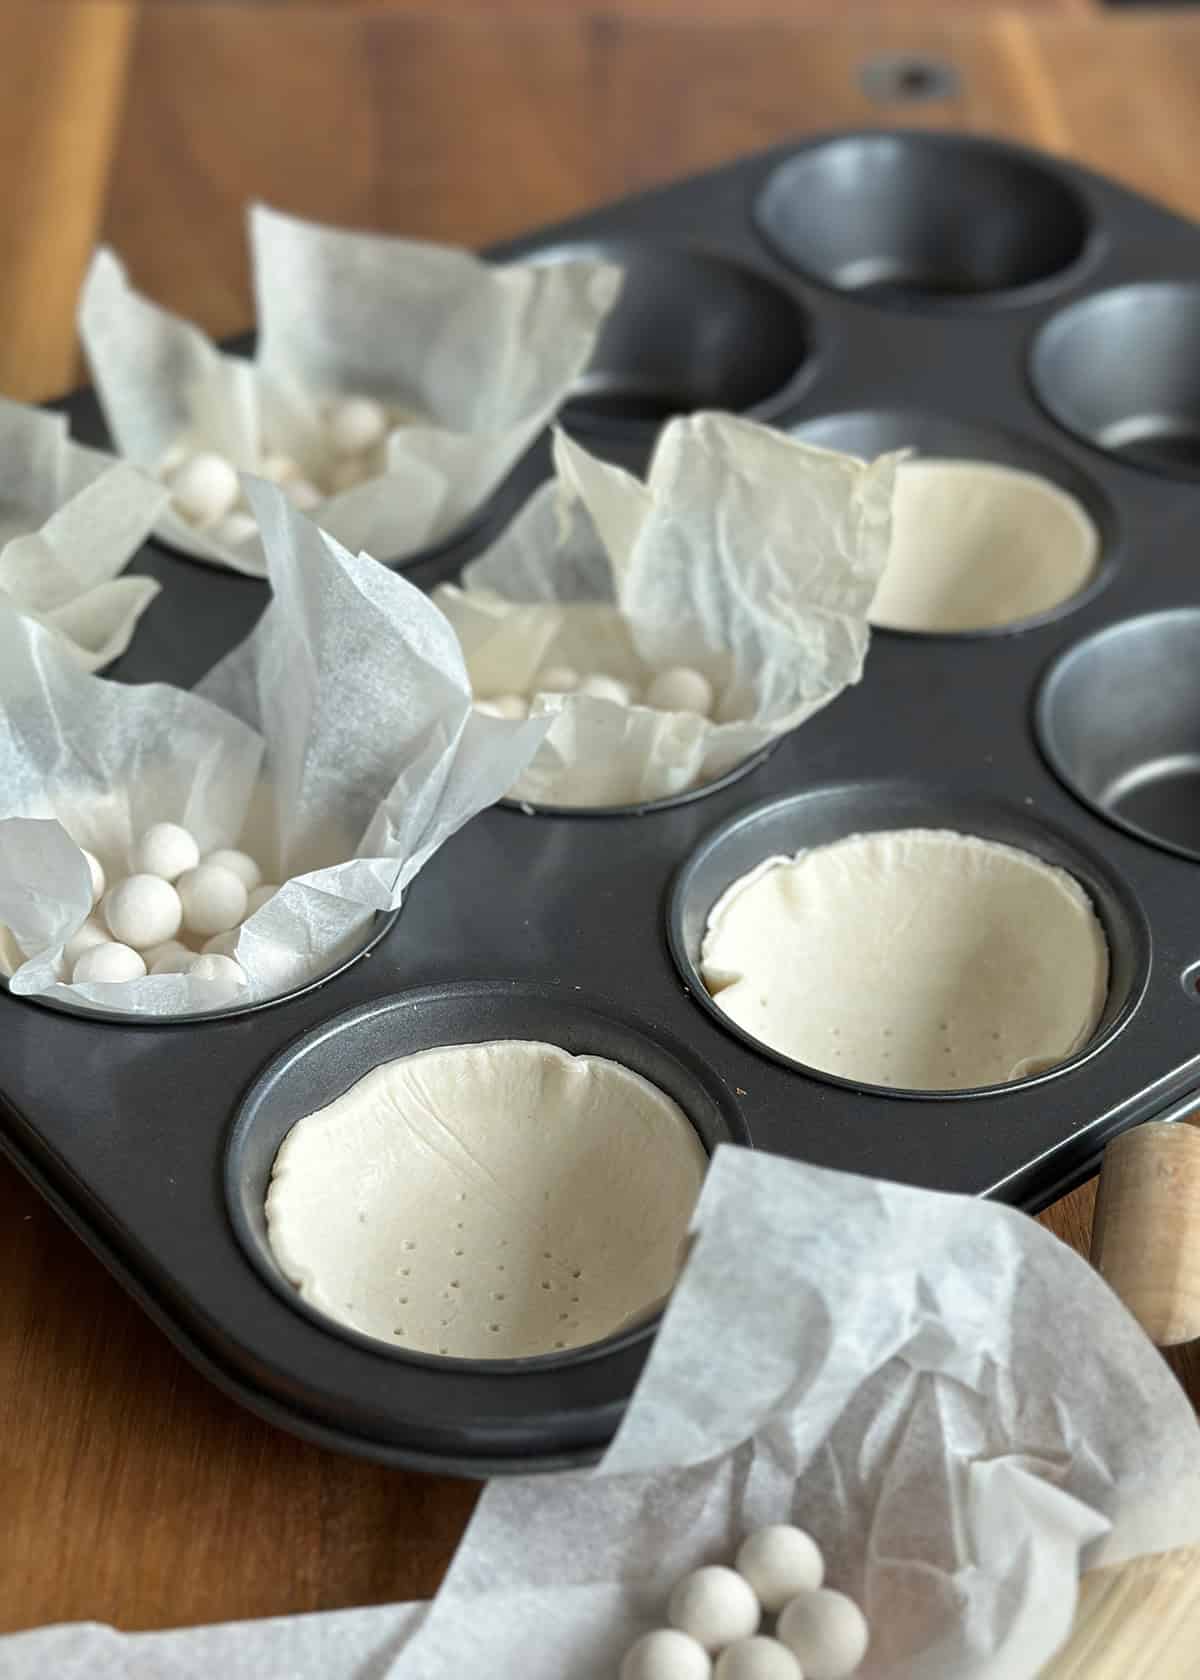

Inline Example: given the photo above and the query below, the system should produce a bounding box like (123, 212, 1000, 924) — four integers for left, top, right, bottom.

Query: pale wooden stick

(1090, 1122, 1200, 1346)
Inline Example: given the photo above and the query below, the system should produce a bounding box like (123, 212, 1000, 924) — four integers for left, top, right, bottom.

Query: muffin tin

(5, 129, 1200, 1474)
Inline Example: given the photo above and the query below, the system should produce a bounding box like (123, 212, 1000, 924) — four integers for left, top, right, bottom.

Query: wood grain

(0, 2, 137, 401)
(1092, 1124, 1200, 1346)
(79, 8, 1200, 399)
(1042, 1548, 1200, 1680)
(0, 1160, 479, 1631)
(242, 0, 1097, 15)
(2, 0, 1200, 1640)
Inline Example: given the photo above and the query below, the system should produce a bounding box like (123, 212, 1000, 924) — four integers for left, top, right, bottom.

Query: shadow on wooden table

(0, 1156, 479, 1633)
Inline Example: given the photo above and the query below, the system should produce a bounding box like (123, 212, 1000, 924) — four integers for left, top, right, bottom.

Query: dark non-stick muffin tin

(6, 129, 1200, 1474)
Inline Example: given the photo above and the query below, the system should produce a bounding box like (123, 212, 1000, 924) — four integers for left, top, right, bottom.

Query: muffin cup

(1038, 609, 1200, 861)
(78, 218, 622, 575)
(523, 239, 811, 435)
(227, 982, 747, 1370)
(0, 481, 545, 1019)
(436, 415, 897, 809)
(755, 133, 1093, 304)
(669, 780, 1149, 1098)
(1032, 283, 1200, 477)
(790, 408, 1116, 636)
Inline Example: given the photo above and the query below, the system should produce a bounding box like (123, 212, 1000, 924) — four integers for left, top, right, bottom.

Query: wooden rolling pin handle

(1091, 1121, 1200, 1347)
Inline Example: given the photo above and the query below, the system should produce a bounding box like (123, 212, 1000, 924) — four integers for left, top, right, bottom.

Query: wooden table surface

(4, 0, 1200, 1640)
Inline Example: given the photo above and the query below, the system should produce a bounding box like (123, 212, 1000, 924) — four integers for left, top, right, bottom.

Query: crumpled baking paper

(4, 1149, 1197, 1679)
(393, 1147, 1200, 1680)
(0, 476, 546, 1015)
(0, 1604, 426, 1680)
(77, 211, 622, 578)
(434, 414, 898, 806)
(0, 396, 166, 671)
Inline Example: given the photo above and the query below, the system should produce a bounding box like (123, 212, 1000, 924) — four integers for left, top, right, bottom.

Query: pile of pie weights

(65, 823, 277, 989)
(620, 1524, 869, 1680)
(160, 394, 406, 547)
(475, 664, 715, 721)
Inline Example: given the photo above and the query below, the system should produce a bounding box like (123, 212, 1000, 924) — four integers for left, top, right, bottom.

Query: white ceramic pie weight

(434, 415, 899, 807)
(393, 1148, 1200, 1680)
(0, 396, 166, 671)
(0, 478, 547, 1016)
(77, 212, 622, 578)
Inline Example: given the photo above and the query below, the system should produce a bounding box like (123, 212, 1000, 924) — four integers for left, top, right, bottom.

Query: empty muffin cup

(669, 782, 1148, 1096)
(1038, 609, 1200, 861)
(792, 409, 1110, 634)
(1032, 283, 1200, 477)
(228, 983, 745, 1364)
(525, 240, 811, 430)
(755, 134, 1092, 302)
